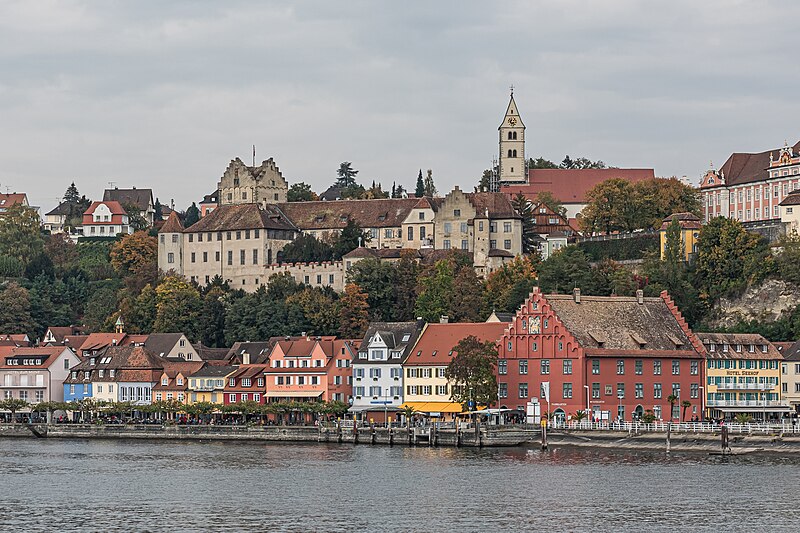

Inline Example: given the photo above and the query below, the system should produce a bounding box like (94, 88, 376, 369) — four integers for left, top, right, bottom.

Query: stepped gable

(545, 294, 695, 354)
(184, 203, 295, 232)
(277, 198, 419, 230)
(466, 192, 520, 219)
(716, 141, 800, 187)
(159, 211, 184, 233)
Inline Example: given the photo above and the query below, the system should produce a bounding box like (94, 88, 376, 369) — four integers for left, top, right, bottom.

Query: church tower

(498, 89, 526, 184)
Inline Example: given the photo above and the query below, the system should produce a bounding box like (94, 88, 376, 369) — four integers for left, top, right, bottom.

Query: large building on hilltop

(218, 157, 289, 206)
(699, 140, 800, 224)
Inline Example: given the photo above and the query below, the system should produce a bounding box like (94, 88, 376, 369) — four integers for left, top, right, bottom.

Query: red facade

(497, 288, 705, 422)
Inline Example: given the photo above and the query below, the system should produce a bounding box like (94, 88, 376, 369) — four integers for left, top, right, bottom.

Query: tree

(153, 276, 202, 338)
(537, 247, 596, 294)
(336, 162, 359, 188)
(776, 231, 800, 285)
(477, 170, 492, 192)
(511, 193, 538, 254)
(121, 202, 149, 232)
(560, 155, 606, 169)
(0, 282, 35, 336)
(338, 283, 369, 338)
(28, 274, 76, 336)
(634, 177, 701, 230)
(62, 183, 91, 230)
(528, 157, 558, 169)
(681, 400, 692, 422)
(394, 184, 407, 199)
(667, 394, 678, 421)
(394, 250, 420, 321)
(580, 178, 636, 234)
(332, 218, 370, 259)
(445, 335, 498, 408)
(0, 398, 29, 422)
(483, 256, 538, 313)
(45, 234, 78, 275)
(125, 284, 157, 334)
(279, 234, 334, 264)
(695, 217, 773, 301)
(285, 287, 340, 336)
(110, 231, 158, 295)
(536, 190, 566, 218)
(415, 169, 425, 198)
(184, 203, 200, 227)
(423, 169, 437, 197)
(83, 282, 122, 332)
(153, 198, 164, 222)
(0, 205, 44, 266)
(450, 266, 485, 322)
(347, 258, 398, 321)
(415, 259, 455, 322)
(288, 182, 318, 202)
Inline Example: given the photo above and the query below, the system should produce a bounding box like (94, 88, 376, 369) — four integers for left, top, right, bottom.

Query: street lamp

(699, 385, 705, 423)
(584, 384, 590, 428)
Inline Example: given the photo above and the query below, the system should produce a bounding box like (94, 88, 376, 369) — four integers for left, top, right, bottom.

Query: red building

(497, 287, 705, 422)
(223, 364, 268, 404)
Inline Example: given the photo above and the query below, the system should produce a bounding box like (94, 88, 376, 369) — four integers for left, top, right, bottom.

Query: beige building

(780, 341, 800, 413)
(498, 92, 526, 185)
(158, 204, 298, 290)
(218, 157, 289, 206)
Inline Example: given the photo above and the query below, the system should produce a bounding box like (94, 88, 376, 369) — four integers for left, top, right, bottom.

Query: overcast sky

(2, 1, 798, 212)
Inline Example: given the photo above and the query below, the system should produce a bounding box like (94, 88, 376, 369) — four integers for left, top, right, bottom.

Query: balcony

(706, 399, 786, 408)
(713, 383, 776, 391)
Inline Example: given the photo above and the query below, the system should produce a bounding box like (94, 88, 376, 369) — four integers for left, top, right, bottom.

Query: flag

(541, 382, 550, 403)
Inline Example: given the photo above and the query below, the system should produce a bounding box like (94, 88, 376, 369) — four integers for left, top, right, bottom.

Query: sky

(1, 0, 799, 213)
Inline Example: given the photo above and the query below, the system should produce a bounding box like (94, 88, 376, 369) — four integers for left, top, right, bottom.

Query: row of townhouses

(4, 289, 800, 424)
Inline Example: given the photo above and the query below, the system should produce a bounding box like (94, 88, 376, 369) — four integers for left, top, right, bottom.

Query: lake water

(1, 438, 799, 532)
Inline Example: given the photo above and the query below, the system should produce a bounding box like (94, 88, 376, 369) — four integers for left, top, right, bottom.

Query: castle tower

(498, 89, 526, 184)
(157, 211, 184, 275)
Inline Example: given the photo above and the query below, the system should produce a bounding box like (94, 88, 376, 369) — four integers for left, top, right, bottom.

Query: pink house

(0, 346, 81, 405)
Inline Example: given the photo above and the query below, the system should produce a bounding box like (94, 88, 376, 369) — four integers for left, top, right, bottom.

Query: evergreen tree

(450, 266, 485, 322)
(415, 170, 425, 198)
(336, 162, 359, 188)
(394, 250, 420, 321)
(511, 193, 537, 254)
(423, 169, 437, 197)
(332, 218, 370, 259)
(198, 286, 228, 347)
(63, 182, 81, 220)
(346, 258, 398, 321)
(391, 182, 397, 199)
(184, 203, 200, 227)
(279, 234, 334, 264)
(153, 198, 163, 221)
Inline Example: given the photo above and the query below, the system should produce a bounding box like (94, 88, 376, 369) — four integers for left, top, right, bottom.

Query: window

(498, 360, 507, 375)
(518, 360, 528, 375)
(635, 360, 642, 375)
(635, 383, 644, 398)
(227, 251, 233, 265)
(616, 383, 625, 399)
(490, 239, 497, 249)
(672, 360, 680, 375)
(499, 383, 508, 398)
(504, 239, 511, 250)
(453, 209, 461, 217)
(592, 383, 600, 399)
(443, 239, 451, 250)
(690, 361, 698, 375)
(191, 252, 196, 263)
(653, 360, 662, 375)
(592, 359, 600, 374)
(563, 360, 572, 375)
(540, 360, 550, 375)
(408, 226, 413, 241)
(444, 222, 452, 234)
(690, 383, 699, 399)
(518, 383, 528, 398)
(672, 383, 680, 397)
(562, 383, 572, 399)
(242, 378, 251, 387)
(240, 250, 245, 265)
(616, 360, 625, 375)
(504, 222, 512, 233)
(167, 253, 174, 264)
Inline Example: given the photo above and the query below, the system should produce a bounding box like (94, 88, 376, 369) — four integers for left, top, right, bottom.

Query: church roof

(503, 168, 655, 205)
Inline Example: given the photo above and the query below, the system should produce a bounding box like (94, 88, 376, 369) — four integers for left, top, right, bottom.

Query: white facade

(351, 333, 405, 413)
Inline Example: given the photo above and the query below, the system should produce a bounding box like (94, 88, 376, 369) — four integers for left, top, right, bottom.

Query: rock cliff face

(711, 278, 800, 328)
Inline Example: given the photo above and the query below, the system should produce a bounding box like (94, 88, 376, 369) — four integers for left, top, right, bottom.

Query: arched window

(508, 132, 513, 140)
(508, 149, 513, 157)
(512, 132, 517, 140)
(512, 149, 517, 157)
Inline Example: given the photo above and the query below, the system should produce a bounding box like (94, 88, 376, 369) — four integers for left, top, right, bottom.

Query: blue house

(63, 369, 93, 402)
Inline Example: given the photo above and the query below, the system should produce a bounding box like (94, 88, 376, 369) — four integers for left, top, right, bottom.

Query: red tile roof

(159, 211, 184, 233)
(0, 346, 74, 369)
(0, 193, 29, 210)
(84, 200, 128, 216)
(503, 168, 654, 204)
(405, 322, 507, 366)
(714, 141, 800, 187)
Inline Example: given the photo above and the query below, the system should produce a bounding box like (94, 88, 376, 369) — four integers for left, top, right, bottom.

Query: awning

(264, 391, 323, 398)
(399, 402, 465, 414)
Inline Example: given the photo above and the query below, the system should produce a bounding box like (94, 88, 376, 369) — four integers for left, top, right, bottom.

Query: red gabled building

(498, 287, 705, 423)
(223, 364, 268, 404)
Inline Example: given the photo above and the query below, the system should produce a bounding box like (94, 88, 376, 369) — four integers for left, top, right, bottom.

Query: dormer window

(71, 371, 77, 379)
(98, 370, 104, 378)
(736, 344, 742, 353)
(177, 377, 184, 386)
(90, 358, 96, 366)
(401, 334, 410, 343)
(162, 377, 168, 386)
(762, 345, 768, 353)
(229, 378, 235, 386)
(110, 370, 115, 378)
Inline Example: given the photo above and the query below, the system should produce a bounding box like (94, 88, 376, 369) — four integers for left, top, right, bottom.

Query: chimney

(416, 317, 425, 329)
(243, 353, 250, 365)
(301, 331, 307, 337)
(573, 287, 581, 304)
(111, 339, 118, 346)
(439, 315, 449, 324)
(636, 289, 644, 305)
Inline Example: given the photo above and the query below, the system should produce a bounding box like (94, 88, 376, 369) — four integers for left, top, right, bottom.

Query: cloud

(0, 0, 798, 210)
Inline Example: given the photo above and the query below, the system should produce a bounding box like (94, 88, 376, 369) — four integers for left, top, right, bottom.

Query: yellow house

(698, 333, 789, 421)
(660, 212, 701, 261)
(187, 365, 238, 405)
(401, 322, 506, 420)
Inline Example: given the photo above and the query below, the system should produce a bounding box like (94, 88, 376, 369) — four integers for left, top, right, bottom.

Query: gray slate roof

(356, 321, 425, 364)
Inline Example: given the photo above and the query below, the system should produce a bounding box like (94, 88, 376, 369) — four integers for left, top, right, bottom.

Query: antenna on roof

(108, 181, 116, 189)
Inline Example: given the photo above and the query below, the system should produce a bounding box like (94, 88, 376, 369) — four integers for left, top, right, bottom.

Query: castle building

(218, 157, 289, 206)
(699, 141, 800, 224)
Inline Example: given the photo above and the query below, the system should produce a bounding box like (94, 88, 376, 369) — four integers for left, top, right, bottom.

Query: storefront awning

(400, 402, 465, 414)
(264, 391, 322, 398)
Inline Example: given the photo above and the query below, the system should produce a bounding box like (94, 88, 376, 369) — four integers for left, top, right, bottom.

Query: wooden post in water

(721, 425, 729, 454)
(666, 421, 671, 454)
(541, 418, 548, 450)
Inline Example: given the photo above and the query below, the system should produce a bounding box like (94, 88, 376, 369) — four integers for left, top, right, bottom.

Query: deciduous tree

(0, 282, 35, 336)
(445, 335, 498, 408)
(153, 276, 202, 338)
(0, 205, 44, 266)
(288, 182, 318, 202)
(110, 231, 158, 295)
(347, 258, 397, 321)
(338, 283, 369, 338)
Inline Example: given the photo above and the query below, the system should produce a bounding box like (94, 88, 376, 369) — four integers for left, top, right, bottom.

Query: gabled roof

(84, 200, 127, 216)
(503, 168, 655, 204)
(65, 345, 164, 383)
(0, 346, 75, 369)
(226, 341, 275, 364)
(144, 333, 187, 357)
(277, 198, 419, 230)
(0, 193, 29, 209)
(159, 211, 184, 233)
(46, 202, 72, 216)
(190, 365, 239, 378)
(465, 192, 520, 219)
(544, 293, 696, 354)
(660, 212, 702, 230)
(183, 203, 296, 233)
(406, 323, 505, 366)
(78, 333, 128, 353)
(780, 191, 800, 207)
(103, 188, 154, 211)
(357, 321, 425, 364)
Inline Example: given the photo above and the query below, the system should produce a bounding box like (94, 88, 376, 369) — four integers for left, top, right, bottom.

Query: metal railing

(706, 399, 785, 407)
(549, 420, 800, 434)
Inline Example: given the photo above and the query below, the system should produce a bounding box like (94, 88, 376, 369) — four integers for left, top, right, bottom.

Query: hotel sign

(725, 370, 759, 376)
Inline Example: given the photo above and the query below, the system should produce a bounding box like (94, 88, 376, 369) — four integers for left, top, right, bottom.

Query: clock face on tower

(508, 117, 517, 126)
